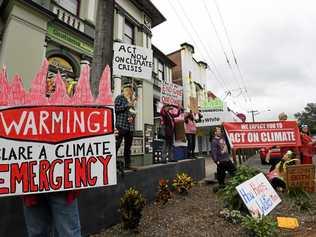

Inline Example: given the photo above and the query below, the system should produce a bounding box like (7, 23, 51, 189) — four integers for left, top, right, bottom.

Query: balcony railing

(52, 4, 85, 33)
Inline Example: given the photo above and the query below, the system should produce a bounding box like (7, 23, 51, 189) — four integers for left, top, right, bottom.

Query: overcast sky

(151, 0, 316, 121)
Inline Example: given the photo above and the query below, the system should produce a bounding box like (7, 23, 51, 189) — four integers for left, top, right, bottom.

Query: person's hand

(128, 116, 134, 124)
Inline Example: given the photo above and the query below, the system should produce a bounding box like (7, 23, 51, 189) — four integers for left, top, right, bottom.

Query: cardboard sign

(277, 217, 299, 229)
(189, 97, 198, 113)
(286, 164, 315, 192)
(161, 82, 183, 106)
(224, 121, 302, 149)
(113, 42, 153, 80)
(236, 173, 282, 217)
(175, 121, 186, 141)
(0, 61, 117, 197)
(196, 105, 230, 128)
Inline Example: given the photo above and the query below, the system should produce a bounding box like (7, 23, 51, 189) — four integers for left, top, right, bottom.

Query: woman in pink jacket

(184, 111, 200, 159)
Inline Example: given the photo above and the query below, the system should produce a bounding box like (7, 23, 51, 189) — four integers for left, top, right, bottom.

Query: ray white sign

(113, 42, 153, 80)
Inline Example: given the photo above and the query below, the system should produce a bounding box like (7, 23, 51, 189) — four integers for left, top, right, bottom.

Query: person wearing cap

(115, 85, 136, 170)
(300, 125, 316, 164)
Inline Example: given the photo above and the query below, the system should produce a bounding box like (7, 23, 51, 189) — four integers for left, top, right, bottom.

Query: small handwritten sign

(236, 173, 281, 217)
(286, 164, 315, 193)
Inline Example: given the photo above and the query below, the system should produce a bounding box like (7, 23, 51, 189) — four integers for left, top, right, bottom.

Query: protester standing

(300, 125, 315, 164)
(115, 85, 136, 170)
(23, 192, 81, 237)
(211, 127, 236, 187)
(160, 104, 182, 162)
(184, 111, 201, 159)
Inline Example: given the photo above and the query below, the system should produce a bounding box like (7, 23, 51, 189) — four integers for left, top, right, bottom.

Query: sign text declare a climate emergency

(0, 106, 115, 196)
(227, 122, 297, 146)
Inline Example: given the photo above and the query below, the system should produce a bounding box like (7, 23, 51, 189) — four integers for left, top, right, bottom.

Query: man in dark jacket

(211, 127, 236, 186)
(115, 85, 136, 170)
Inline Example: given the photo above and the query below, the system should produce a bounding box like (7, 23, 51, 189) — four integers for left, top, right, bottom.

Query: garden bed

(90, 182, 316, 237)
(91, 183, 243, 237)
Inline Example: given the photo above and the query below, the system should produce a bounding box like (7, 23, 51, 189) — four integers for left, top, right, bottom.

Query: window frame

(55, 0, 81, 16)
(158, 60, 164, 81)
(123, 19, 135, 45)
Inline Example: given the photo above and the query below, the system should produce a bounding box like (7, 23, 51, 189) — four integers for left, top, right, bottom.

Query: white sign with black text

(236, 173, 281, 218)
(113, 42, 153, 80)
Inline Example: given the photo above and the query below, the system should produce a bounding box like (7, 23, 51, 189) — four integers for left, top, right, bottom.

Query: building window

(55, 0, 80, 15)
(158, 60, 164, 81)
(123, 20, 134, 45)
(47, 56, 78, 97)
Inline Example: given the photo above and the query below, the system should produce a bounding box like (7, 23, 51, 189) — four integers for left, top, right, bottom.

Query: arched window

(55, 0, 80, 15)
(47, 55, 78, 97)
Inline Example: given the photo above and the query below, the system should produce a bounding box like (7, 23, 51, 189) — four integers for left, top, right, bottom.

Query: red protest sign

(0, 60, 117, 197)
(160, 82, 183, 106)
(223, 121, 302, 149)
(0, 106, 114, 144)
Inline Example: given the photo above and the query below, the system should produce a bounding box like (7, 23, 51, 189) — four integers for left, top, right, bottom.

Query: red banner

(223, 121, 302, 149)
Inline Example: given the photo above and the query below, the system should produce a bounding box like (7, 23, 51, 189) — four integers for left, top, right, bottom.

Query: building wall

(169, 51, 182, 85)
(0, 2, 47, 88)
(179, 45, 207, 111)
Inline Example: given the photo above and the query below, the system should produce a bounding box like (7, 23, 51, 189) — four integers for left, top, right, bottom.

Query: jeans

(162, 141, 174, 162)
(217, 160, 236, 185)
(116, 128, 134, 169)
(23, 192, 81, 237)
(186, 134, 196, 158)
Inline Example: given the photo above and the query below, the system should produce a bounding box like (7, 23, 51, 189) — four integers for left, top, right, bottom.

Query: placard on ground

(286, 164, 315, 193)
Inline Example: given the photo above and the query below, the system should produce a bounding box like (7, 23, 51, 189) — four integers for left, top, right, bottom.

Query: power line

(172, 0, 235, 92)
(168, 0, 245, 112)
(202, 0, 243, 92)
(167, 0, 228, 92)
(213, 0, 253, 107)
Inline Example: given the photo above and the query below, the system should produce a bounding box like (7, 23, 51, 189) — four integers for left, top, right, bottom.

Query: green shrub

(172, 173, 194, 195)
(156, 179, 172, 205)
(219, 208, 243, 224)
(119, 187, 146, 230)
(241, 215, 277, 237)
(219, 165, 260, 211)
(287, 187, 312, 211)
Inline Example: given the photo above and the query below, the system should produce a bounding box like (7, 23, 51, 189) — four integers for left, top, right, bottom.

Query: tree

(91, 0, 114, 97)
(294, 103, 316, 134)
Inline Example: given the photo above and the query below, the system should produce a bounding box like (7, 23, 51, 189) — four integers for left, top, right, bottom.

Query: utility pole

(248, 110, 258, 122)
(91, 0, 114, 98)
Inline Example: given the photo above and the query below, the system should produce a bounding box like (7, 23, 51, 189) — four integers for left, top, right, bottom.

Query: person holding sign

(184, 111, 202, 159)
(211, 127, 236, 187)
(23, 192, 81, 237)
(300, 125, 316, 164)
(115, 85, 136, 170)
(160, 104, 182, 162)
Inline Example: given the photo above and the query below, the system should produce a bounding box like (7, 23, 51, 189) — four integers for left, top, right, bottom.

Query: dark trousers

(269, 157, 282, 172)
(116, 128, 133, 169)
(186, 133, 196, 158)
(217, 160, 236, 185)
